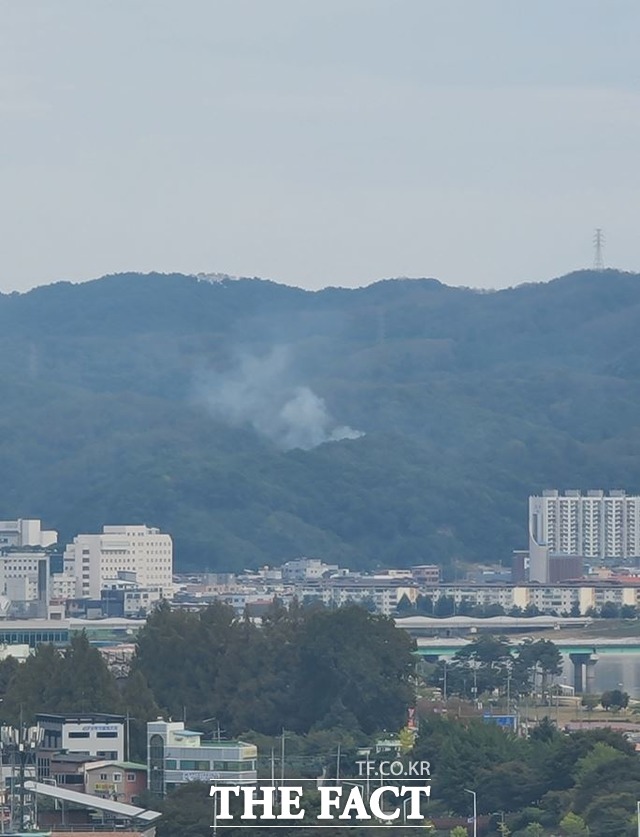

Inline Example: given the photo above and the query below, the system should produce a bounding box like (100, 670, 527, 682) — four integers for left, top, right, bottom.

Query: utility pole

(593, 228, 605, 270)
(464, 788, 477, 837)
(1, 724, 43, 832)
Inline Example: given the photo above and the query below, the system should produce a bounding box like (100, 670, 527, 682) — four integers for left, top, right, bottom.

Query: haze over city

(1, 0, 639, 294)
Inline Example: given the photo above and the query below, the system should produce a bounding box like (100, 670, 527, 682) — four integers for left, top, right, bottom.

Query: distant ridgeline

(1, 268, 639, 573)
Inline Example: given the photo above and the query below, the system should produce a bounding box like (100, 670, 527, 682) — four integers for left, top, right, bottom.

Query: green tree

(58, 632, 122, 712)
(2, 644, 63, 722)
(599, 601, 620, 619)
(559, 811, 589, 835)
(121, 670, 160, 761)
(434, 596, 455, 617)
(582, 791, 636, 837)
(581, 695, 599, 715)
(295, 605, 415, 734)
(156, 782, 213, 837)
(0, 657, 20, 702)
(600, 689, 628, 711)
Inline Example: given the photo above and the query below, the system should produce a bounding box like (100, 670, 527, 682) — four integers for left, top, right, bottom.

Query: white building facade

(37, 713, 125, 762)
(415, 581, 640, 616)
(529, 490, 640, 561)
(62, 525, 173, 599)
(147, 720, 257, 797)
(0, 551, 49, 603)
(0, 519, 57, 549)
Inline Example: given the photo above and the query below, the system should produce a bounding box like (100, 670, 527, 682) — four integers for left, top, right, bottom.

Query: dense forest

(2, 268, 640, 572)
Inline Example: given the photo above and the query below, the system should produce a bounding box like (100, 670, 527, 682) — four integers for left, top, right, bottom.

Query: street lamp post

(505, 658, 513, 710)
(443, 659, 448, 703)
(636, 799, 640, 837)
(464, 788, 477, 837)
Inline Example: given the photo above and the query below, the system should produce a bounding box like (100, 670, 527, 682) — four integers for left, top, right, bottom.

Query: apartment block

(417, 580, 640, 616)
(530, 490, 640, 560)
(297, 577, 418, 616)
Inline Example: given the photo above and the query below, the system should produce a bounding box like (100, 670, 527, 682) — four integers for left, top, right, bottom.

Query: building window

(68, 732, 90, 739)
(126, 773, 136, 782)
(97, 731, 118, 738)
(149, 734, 165, 797)
(113, 772, 122, 782)
(179, 760, 210, 771)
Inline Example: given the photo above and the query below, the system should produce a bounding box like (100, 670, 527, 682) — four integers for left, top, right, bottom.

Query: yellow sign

(94, 782, 116, 792)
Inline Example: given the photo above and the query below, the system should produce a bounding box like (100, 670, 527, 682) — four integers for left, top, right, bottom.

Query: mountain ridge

(1, 268, 639, 572)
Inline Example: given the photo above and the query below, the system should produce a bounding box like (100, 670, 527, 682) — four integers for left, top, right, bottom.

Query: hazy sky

(1, 1, 639, 293)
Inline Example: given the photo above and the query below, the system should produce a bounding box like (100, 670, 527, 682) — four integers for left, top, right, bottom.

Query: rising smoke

(198, 348, 363, 451)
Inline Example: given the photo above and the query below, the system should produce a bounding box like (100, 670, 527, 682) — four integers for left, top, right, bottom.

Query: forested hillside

(1, 268, 640, 573)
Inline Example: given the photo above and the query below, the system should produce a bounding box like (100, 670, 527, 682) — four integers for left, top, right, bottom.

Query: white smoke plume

(198, 348, 364, 451)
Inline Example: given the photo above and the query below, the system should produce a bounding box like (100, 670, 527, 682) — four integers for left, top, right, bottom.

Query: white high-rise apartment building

(529, 490, 640, 560)
(63, 525, 173, 599)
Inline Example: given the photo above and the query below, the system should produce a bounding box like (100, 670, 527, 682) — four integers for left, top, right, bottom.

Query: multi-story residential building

(147, 720, 257, 797)
(530, 490, 640, 561)
(413, 579, 640, 616)
(84, 760, 147, 804)
(411, 565, 441, 585)
(62, 525, 173, 599)
(281, 558, 339, 582)
(297, 577, 418, 616)
(0, 519, 57, 548)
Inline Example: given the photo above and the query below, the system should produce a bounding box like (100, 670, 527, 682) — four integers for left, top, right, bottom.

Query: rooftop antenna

(593, 228, 605, 270)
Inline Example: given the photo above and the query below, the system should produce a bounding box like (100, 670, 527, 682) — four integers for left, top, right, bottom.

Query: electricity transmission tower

(593, 228, 605, 270)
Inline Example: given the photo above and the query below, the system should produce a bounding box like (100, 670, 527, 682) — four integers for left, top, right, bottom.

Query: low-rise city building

(84, 760, 147, 805)
(37, 713, 126, 766)
(147, 720, 257, 797)
(281, 557, 339, 582)
(0, 549, 50, 618)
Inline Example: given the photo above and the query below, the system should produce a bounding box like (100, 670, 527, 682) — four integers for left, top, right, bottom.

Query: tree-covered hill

(1, 268, 640, 572)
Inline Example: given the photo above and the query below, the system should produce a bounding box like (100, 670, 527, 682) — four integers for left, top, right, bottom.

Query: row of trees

(400, 595, 640, 619)
(426, 636, 563, 701)
(132, 601, 416, 735)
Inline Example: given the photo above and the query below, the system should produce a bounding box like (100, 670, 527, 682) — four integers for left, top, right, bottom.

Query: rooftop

(85, 761, 147, 772)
